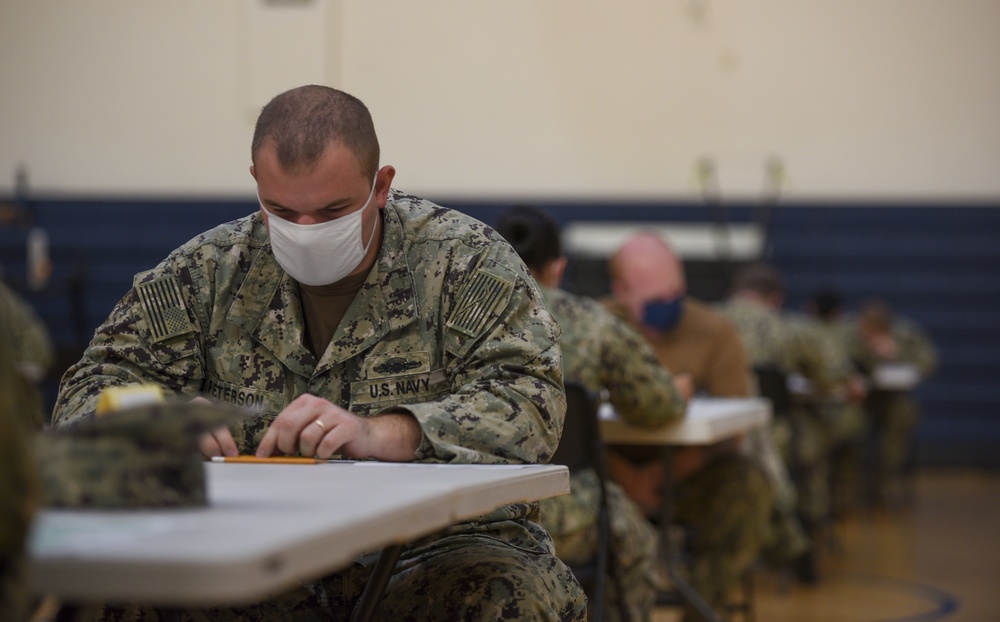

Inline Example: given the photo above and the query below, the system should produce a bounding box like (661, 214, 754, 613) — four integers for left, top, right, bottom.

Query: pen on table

(210, 456, 326, 464)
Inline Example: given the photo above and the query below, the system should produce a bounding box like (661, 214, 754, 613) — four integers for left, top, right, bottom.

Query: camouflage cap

(34, 399, 251, 508)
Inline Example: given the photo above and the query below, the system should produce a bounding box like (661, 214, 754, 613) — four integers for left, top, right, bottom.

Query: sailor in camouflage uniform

(849, 299, 937, 508)
(52, 85, 586, 621)
(496, 205, 690, 622)
(805, 288, 870, 515)
(718, 263, 842, 581)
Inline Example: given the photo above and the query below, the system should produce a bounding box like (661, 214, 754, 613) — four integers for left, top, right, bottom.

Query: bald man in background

(602, 232, 773, 619)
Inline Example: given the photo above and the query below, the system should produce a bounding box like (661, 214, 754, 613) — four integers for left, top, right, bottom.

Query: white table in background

(28, 462, 569, 619)
(872, 362, 921, 391)
(600, 397, 772, 622)
(600, 397, 771, 446)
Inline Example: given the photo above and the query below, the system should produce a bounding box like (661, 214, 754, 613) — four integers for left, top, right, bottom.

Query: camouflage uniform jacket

(717, 298, 793, 372)
(718, 299, 839, 397)
(0, 280, 54, 382)
(541, 285, 685, 536)
(53, 191, 565, 516)
(848, 315, 938, 381)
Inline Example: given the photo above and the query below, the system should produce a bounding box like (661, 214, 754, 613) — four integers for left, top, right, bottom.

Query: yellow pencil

(209, 455, 325, 464)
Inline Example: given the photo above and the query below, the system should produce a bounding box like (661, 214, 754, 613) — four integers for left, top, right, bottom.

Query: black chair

(753, 363, 792, 420)
(550, 383, 630, 622)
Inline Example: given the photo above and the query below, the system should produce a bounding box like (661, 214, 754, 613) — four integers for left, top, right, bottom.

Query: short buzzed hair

(858, 298, 893, 334)
(251, 85, 380, 177)
(730, 262, 785, 298)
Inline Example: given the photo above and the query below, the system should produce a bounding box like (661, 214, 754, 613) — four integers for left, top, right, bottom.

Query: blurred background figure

(717, 262, 841, 583)
(0, 292, 42, 621)
(603, 231, 774, 618)
(496, 205, 691, 621)
(0, 280, 54, 430)
(804, 287, 870, 518)
(849, 298, 938, 509)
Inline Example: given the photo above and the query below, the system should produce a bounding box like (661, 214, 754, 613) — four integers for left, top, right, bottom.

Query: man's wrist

(369, 410, 421, 461)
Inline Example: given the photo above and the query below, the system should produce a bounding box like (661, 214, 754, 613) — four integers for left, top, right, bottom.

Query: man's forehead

(255, 139, 364, 176)
(621, 255, 684, 295)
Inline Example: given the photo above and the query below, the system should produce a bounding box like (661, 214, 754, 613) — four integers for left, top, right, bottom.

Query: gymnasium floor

(654, 468, 1000, 622)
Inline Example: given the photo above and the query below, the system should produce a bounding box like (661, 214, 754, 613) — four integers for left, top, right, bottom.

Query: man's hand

(672, 373, 695, 401)
(256, 394, 421, 462)
(195, 396, 239, 458)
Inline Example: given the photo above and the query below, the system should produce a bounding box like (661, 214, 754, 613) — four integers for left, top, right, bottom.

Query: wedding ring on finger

(313, 419, 326, 432)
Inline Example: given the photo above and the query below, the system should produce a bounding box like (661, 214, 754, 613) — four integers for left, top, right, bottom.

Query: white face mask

(259, 174, 378, 286)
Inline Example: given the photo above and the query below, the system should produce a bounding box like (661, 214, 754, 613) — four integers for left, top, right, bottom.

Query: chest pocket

(203, 375, 285, 415)
(348, 351, 449, 413)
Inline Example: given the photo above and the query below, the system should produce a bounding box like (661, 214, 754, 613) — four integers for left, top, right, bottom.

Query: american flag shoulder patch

(447, 268, 513, 337)
(136, 275, 195, 343)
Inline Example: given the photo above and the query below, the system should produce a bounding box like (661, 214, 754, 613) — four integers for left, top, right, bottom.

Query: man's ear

(374, 165, 396, 208)
(548, 257, 568, 287)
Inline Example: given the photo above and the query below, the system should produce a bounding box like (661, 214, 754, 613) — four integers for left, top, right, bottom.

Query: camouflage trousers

(60, 518, 587, 622)
(603, 450, 775, 614)
(867, 391, 919, 504)
(772, 412, 831, 524)
(543, 470, 658, 622)
(820, 403, 869, 514)
(674, 454, 774, 613)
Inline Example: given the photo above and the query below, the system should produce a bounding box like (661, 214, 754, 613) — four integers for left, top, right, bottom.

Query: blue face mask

(642, 296, 685, 332)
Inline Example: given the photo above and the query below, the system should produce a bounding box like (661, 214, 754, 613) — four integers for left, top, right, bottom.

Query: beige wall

(1, 0, 998, 201)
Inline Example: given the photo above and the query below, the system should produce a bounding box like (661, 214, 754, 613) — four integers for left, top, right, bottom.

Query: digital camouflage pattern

(805, 317, 869, 512)
(719, 300, 837, 515)
(36, 400, 252, 508)
(538, 286, 685, 622)
(52, 191, 585, 620)
(0, 315, 41, 622)
(718, 299, 836, 547)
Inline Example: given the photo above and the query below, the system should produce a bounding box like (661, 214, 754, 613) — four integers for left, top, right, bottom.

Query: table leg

(350, 543, 404, 622)
(658, 447, 726, 622)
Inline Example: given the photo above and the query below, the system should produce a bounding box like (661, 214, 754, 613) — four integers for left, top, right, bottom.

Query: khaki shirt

(605, 296, 752, 398)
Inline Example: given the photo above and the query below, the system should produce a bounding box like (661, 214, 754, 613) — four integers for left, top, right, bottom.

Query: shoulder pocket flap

(446, 268, 513, 338)
(135, 275, 196, 344)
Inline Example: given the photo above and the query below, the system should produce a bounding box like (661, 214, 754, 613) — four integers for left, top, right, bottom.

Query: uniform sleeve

(0, 282, 54, 379)
(787, 317, 841, 397)
(397, 242, 566, 465)
(52, 263, 206, 428)
(599, 308, 687, 428)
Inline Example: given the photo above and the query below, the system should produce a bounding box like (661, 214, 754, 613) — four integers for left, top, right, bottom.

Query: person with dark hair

(52, 85, 586, 620)
(496, 205, 690, 621)
(804, 286, 870, 516)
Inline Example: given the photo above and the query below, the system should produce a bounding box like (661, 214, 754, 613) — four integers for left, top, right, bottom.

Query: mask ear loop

(359, 173, 380, 254)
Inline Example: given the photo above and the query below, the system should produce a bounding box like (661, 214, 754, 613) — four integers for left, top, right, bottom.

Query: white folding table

(28, 462, 570, 620)
(600, 397, 772, 622)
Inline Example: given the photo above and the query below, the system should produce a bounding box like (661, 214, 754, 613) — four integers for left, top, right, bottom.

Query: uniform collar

(226, 203, 418, 378)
